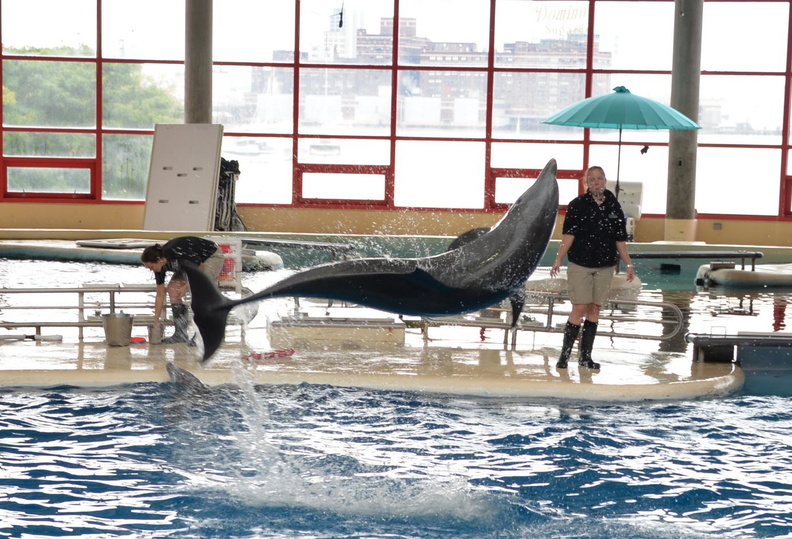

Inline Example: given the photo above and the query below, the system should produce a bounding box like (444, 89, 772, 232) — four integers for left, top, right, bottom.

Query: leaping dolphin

(445, 226, 526, 327)
(183, 158, 559, 362)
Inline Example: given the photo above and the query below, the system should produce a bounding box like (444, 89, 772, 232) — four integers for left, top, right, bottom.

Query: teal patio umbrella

(542, 86, 701, 196)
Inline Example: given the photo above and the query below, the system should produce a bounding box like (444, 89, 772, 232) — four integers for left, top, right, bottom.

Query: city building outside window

(1, 0, 790, 218)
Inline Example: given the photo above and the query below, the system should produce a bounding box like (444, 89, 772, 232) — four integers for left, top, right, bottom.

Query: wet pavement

(0, 305, 743, 401)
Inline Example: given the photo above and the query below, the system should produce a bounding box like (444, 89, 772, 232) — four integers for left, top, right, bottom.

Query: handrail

(629, 250, 763, 270)
(521, 294, 684, 341)
(1, 283, 683, 348)
(0, 283, 252, 341)
(0, 283, 161, 340)
(422, 292, 684, 347)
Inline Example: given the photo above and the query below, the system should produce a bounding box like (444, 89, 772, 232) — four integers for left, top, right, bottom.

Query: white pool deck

(0, 308, 743, 401)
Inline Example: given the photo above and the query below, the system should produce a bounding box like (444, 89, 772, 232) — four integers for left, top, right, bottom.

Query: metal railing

(421, 291, 684, 348)
(1, 283, 684, 348)
(629, 250, 763, 270)
(0, 282, 254, 342)
(0, 283, 161, 340)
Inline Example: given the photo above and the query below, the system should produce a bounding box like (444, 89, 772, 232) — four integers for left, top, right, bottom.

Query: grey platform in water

(686, 331, 792, 361)
(686, 331, 792, 396)
(0, 238, 284, 270)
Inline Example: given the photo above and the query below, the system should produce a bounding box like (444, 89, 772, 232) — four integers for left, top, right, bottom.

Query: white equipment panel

(143, 124, 224, 231)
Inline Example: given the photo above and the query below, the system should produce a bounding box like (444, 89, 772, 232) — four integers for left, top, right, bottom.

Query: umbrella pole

(616, 126, 622, 200)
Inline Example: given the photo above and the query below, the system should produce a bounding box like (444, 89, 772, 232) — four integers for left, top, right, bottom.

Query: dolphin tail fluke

(180, 261, 238, 362)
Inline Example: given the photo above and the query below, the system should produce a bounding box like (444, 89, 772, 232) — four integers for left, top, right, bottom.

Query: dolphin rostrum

(183, 158, 559, 362)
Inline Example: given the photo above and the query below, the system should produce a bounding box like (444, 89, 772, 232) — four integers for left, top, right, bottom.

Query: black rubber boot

(556, 321, 581, 369)
(578, 319, 601, 370)
(163, 304, 190, 344)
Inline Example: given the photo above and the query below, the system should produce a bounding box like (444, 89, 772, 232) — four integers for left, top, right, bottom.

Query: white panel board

(143, 124, 224, 231)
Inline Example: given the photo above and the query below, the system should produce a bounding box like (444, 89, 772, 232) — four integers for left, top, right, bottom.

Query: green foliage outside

(2, 45, 182, 199)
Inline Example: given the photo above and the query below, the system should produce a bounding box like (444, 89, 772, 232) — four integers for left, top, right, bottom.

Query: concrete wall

(2, 201, 792, 247)
(0, 203, 144, 230)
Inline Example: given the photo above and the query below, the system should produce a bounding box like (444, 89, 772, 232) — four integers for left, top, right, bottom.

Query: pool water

(2, 380, 792, 538)
(1, 259, 792, 537)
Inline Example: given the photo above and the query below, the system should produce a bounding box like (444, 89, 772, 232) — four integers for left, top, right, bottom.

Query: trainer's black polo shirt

(562, 189, 628, 269)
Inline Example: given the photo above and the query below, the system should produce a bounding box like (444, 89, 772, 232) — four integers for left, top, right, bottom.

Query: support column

(666, 0, 703, 241)
(185, 0, 213, 124)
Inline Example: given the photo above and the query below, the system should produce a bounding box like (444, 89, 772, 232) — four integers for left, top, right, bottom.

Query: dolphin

(166, 362, 208, 393)
(446, 226, 525, 327)
(183, 158, 559, 362)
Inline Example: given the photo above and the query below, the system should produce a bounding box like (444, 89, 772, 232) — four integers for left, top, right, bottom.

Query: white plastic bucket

(148, 325, 163, 345)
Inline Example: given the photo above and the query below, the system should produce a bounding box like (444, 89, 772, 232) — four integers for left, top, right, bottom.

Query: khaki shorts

(567, 262, 616, 306)
(172, 248, 225, 284)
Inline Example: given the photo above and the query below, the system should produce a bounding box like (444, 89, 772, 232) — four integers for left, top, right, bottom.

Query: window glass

(396, 70, 486, 138)
(399, 0, 490, 67)
(542, 74, 615, 141)
(695, 148, 780, 216)
(699, 74, 784, 146)
(2, 0, 96, 56)
(102, 134, 153, 200)
(589, 143, 668, 215)
(222, 137, 271, 159)
(298, 138, 390, 165)
(2, 60, 96, 128)
(233, 137, 294, 204)
(102, 0, 185, 60)
(594, 2, 673, 71)
(299, 0, 394, 65)
(491, 142, 583, 170)
(215, 0, 296, 63)
(103, 64, 183, 129)
(395, 140, 484, 208)
(299, 68, 392, 136)
(492, 72, 587, 139)
(557, 178, 581, 205)
(495, 177, 535, 205)
(702, 2, 788, 72)
(3, 132, 95, 158)
(494, 176, 577, 208)
(7, 166, 91, 195)
(302, 173, 385, 201)
(495, 1, 588, 69)
(214, 66, 293, 134)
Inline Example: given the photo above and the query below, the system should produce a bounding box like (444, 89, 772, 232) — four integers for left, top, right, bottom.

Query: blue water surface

(1, 376, 791, 538)
(2, 259, 792, 537)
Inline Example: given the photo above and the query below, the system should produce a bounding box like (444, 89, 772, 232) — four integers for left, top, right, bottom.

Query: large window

(1, 0, 792, 218)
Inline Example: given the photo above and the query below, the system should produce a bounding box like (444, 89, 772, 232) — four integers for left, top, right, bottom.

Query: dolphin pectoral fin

(509, 288, 526, 328)
(180, 261, 234, 362)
